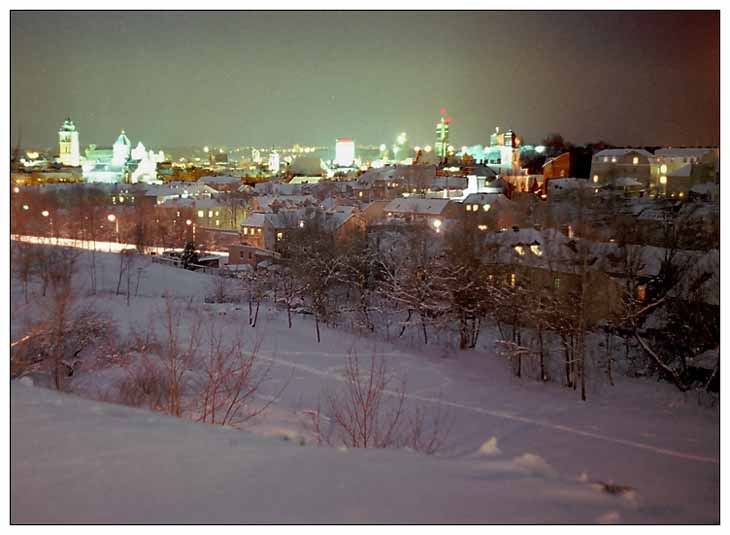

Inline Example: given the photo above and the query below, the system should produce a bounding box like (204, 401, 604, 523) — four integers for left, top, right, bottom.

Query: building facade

(58, 118, 80, 167)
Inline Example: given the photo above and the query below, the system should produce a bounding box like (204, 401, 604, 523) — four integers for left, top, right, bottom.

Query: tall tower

(58, 117, 80, 166)
(434, 108, 451, 159)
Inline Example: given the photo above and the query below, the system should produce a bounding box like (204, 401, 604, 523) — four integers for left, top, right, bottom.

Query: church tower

(58, 118, 80, 166)
(112, 130, 131, 166)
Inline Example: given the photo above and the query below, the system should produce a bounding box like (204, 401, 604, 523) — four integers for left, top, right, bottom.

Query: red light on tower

(445, 116, 452, 124)
(439, 108, 446, 116)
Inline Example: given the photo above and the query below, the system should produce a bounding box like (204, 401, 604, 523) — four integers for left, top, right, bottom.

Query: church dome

(115, 130, 131, 146)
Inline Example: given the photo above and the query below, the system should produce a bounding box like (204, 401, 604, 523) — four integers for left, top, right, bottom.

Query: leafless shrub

(117, 354, 170, 410)
(194, 324, 282, 427)
(310, 352, 450, 454)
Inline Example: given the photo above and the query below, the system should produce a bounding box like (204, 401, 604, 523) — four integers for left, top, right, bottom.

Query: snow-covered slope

(12, 383, 647, 524)
(10, 246, 720, 524)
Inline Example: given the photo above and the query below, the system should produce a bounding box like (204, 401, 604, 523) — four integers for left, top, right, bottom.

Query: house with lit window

(589, 148, 654, 191)
(652, 148, 719, 198)
(462, 192, 516, 231)
(483, 227, 625, 324)
(383, 197, 461, 231)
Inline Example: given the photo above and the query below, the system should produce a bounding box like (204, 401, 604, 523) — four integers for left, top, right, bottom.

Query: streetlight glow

(107, 214, 116, 222)
(41, 210, 49, 217)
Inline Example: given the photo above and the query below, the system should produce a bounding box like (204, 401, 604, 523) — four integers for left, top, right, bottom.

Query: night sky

(11, 10, 719, 150)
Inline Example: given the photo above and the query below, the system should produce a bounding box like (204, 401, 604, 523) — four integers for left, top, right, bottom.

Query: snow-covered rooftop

(384, 197, 452, 216)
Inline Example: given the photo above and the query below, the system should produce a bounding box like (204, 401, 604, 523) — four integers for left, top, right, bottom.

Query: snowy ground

(10, 246, 720, 524)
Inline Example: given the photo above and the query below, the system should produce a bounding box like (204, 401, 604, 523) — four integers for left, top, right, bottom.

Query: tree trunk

(538, 322, 546, 382)
(252, 301, 260, 328)
(399, 309, 412, 338)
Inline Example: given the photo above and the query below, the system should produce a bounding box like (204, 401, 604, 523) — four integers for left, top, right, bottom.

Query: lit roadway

(10, 234, 229, 258)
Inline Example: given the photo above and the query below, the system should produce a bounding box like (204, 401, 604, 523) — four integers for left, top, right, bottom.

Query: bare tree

(194, 324, 282, 427)
(11, 240, 35, 304)
(310, 352, 450, 454)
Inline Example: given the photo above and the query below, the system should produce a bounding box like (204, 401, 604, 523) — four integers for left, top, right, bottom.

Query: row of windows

(488, 272, 559, 289)
(197, 209, 220, 218)
(465, 203, 491, 212)
(242, 227, 262, 235)
(596, 156, 641, 164)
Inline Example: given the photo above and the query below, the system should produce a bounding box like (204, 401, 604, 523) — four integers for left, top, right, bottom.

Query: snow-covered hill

(10, 246, 720, 524)
(12, 382, 648, 524)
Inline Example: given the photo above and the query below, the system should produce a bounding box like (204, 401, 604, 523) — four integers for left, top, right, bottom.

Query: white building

(335, 138, 355, 167)
(112, 131, 132, 166)
(58, 118, 80, 167)
(268, 151, 280, 173)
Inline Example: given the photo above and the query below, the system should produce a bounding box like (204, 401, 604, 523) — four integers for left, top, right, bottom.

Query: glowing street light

(107, 214, 119, 243)
(13, 186, 19, 193)
(41, 210, 49, 217)
(22, 204, 29, 211)
(203, 146, 210, 153)
(185, 219, 196, 242)
(432, 219, 442, 233)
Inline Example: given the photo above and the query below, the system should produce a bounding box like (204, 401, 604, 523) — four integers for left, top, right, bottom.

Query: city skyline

(11, 11, 719, 149)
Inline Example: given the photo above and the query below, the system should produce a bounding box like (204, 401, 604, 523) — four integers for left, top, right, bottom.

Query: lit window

(243, 227, 248, 235)
(554, 277, 561, 289)
(257, 228, 262, 233)
(660, 164, 667, 174)
(510, 273, 516, 287)
(466, 204, 472, 212)
(208, 210, 213, 218)
(611, 157, 617, 163)
(477, 224, 487, 231)
(276, 232, 284, 240)
(215, 219, 220, 226)
(197, 210, 204, 218)
(482, 204, 491, 212)
(176, 211, 180, 217)
(514, 245, 526, 256)
(593, 175, 599, 183)
(636, 285, 647, 302)
(530, 244, 542, 256)
(603, 157, 608, 163)
(632, 157, 639, 165)
(659, 176, 667, 185)
(215, 211, 219, 217)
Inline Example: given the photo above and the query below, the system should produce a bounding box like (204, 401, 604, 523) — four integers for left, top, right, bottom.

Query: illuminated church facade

(63, 122, 165, 184)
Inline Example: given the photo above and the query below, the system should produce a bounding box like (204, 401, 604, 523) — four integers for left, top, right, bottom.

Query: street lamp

(41, 210, 54, 241)
(185, 219, 196, 243)
(107, 214, 119, 243)
(432, 219, 442, 233)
